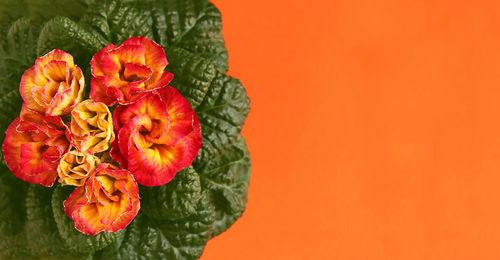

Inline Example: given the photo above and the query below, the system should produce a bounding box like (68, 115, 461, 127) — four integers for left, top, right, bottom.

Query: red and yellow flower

(70, 99, 115, 154)
(2, 105, 71, 187)
(57, 150, 100, 186)
(20, 49, 85, 116)
(89, 37, 173, 106)
(2, 35, 206, 236)
(63, 163, 140, 235)
(111, 87, 202, 186)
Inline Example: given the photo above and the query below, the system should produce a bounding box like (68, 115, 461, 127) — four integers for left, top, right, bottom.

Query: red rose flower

(63, 163, 140, 235)
(19, 49, 85, 116)
(111, 87, 202, 186)
(2, 105, 71, 186)
(90, 37, 173, 106)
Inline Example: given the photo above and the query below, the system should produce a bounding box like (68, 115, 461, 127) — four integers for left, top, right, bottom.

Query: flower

(20, 49, 85, 116)
(2, 105, 71, 186)
(63, 163, 140, 235)
(70, 99, 115, 154)
(57, 150, 100, 186)
(111, 86, 202, 186)
(90, 37, 174, 106)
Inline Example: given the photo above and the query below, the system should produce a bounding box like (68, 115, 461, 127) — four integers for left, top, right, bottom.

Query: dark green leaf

(0, 165, 30, 258)
(25, 0, 93, 22)
(194, 72, 250, 164)
(25, 185, 71, 256)
(52, 185, 120, 254)
(195, 135, 251, 237)
(95, 195, 215, 260)
(0, 18, 41, 93)
(0, 0, 94, 25)
(142, 166, 202, 220)
(0, 90, 22, 168)
(0, 0, 25, 25)
(165, 46, 216, 109)
(80, 0, 154, 44)
(37, 16, 108, 70)
(134, 0, 229, 72)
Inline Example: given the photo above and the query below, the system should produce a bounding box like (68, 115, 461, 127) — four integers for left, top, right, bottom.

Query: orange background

(202, 0, 500, 259)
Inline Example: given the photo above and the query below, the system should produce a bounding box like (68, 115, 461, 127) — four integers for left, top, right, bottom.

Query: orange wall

(203, 1, 500, 259)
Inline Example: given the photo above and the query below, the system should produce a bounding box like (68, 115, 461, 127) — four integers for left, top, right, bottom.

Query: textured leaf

(0, 90, 23, 168)
(95, 195, 215, 260)
(0, 89, 22, 135)
(165, 46, 216, 109)
(0, 20, 36, 161)
(0, 1, 24, 25)
(37, 16, 108, 69)
(80, 0, 154, 44)
(0, 18, 41, 93)
(194, 72, 250, 164)
(195, 135, 251, 237)
(52, 185, 121, 254)
(0, 0, 94, 25)
(142, 166, 202, 220)
(25, 0, 93, 22)
(25, 185, 71, 257)
(134, 0, 228, 72)
(0, 165, 30, 258)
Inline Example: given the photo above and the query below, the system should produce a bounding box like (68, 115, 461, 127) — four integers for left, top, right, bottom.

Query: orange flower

(57, 150, 100, 186)
(70, 99, 115, 154)
(63, 163, 140, 235)
(90, 37, 173, 106)
(2, 105, 71, 186)
(111, 87, 202, 186)
(20, 49, 85, 116)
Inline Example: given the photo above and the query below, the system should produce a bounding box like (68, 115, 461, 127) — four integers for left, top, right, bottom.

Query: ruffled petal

(90, 77, 117, 106)
(122, 37, 168, 84)
(20, 67, 45, 113)
(90, 43, 118, 77)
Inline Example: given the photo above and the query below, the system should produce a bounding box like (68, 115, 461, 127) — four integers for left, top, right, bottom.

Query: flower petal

(122, 37, 168, 84)
(78, 204, 106, 235)
(157, 86, 196, 145)
(90, 44, 118, 77)
(35, 49, 74, 81)
(90, 77, 117, 106)
(108, 44, 145, 67)
(43, 60, 69, 82)
(20, 67, 45, 113)
(123, 62, 152, 83)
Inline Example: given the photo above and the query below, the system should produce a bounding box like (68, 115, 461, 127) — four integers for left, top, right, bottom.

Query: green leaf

(0, 19, 30, 166)
(0, 0, 94, 25)
(0, 18, 41, 93)
(37, 16, 108, 70)
(52, 185, 121, 254)
(165, 46, 216, 109)
(134, 0, 229, 72)
(95, 195, 215, 260)
(194, 72, 250, 164)
(25, 0, 94, 22)
(80, 0, 154, 44)
(0, 166, 30, 258)
(141, 166, 202, 220)
(0, 90, 22, 168)
(195, 135, 251, 237)
(0, 0, 25, 25)
(25, 185, 71, 257)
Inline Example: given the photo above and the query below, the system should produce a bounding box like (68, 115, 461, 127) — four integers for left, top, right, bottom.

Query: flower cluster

(2, 37, 202, 235)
